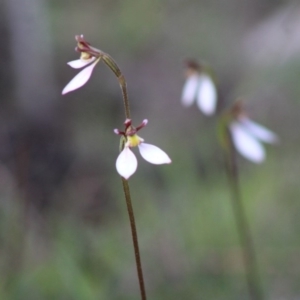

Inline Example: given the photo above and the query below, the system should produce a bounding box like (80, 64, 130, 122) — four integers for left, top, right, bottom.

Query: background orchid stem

(122, 178, 147, 300)
(224, 129, 264, 300)
(103, 56, 146, 299)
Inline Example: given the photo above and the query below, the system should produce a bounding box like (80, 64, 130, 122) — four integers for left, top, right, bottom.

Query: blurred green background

(1, 0, 300, 299)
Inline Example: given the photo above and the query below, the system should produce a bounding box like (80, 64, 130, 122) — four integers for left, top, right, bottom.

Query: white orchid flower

(62, 35, 102, 95)
(62, 56, 101, 95)
(229, 116, 278, 163)
(181, 61, 217, 115)
(115, 119, 171, 179)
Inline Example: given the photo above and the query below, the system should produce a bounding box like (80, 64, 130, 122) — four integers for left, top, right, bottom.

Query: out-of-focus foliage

(1, 0, 300, 299)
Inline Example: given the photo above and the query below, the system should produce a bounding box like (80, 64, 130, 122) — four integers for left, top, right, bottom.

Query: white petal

(62, 60, 98, 95)
(116, 147, 138, 179)
(181, 75, 199, 107)
(138, 143, 171, 165)
(196, 75, 217, 115)
(67, 58, 96, 69)
(239, 118, 278, 144)
(230, 122, 265, 163)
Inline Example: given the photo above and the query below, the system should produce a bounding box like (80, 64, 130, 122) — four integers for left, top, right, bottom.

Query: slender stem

(121, 178, 147, 300)
(102, 54, 131, 119)
(118, 74, 131, 119)
(224, 129, 264, 300)
(80, 39, 142, 297)
(103, 50, 143, 297)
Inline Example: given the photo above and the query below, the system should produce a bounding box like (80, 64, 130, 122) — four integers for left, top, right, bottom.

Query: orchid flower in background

(114, 119, 171, 179)
(181, 60, 217, 115)
(229, 101, 279, 163)
(62, 35, 103, 95)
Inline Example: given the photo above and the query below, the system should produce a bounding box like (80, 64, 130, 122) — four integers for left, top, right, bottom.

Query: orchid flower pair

(181, 60, 278, 163)
(62, 35, 171, 179)
(228, 102, 278, 163)
(181, 60, 217, 115)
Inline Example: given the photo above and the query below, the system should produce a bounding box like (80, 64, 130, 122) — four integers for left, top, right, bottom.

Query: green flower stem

(104, 51, 144, 298)
(121, 178, 147, 300)
(102, 55, 131, 119)
(118, 74, 131, 119)
(225, 129, 264, 300)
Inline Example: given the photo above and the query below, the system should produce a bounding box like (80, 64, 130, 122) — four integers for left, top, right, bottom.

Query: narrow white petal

(138, 143, 171, 165)
(181, 75, 199, 107)
(116, 147, 138, 179)
(239, 118, 278, 144)
(196, 75, 217, 115)
(67, 58, 96, 69)
(62, 60, 98, 95)
(230, 122, 265, 163)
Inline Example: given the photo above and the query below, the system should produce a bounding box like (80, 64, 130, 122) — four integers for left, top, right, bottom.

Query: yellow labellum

(80, 52, 92, 60)
(127, 135, 143, 148)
